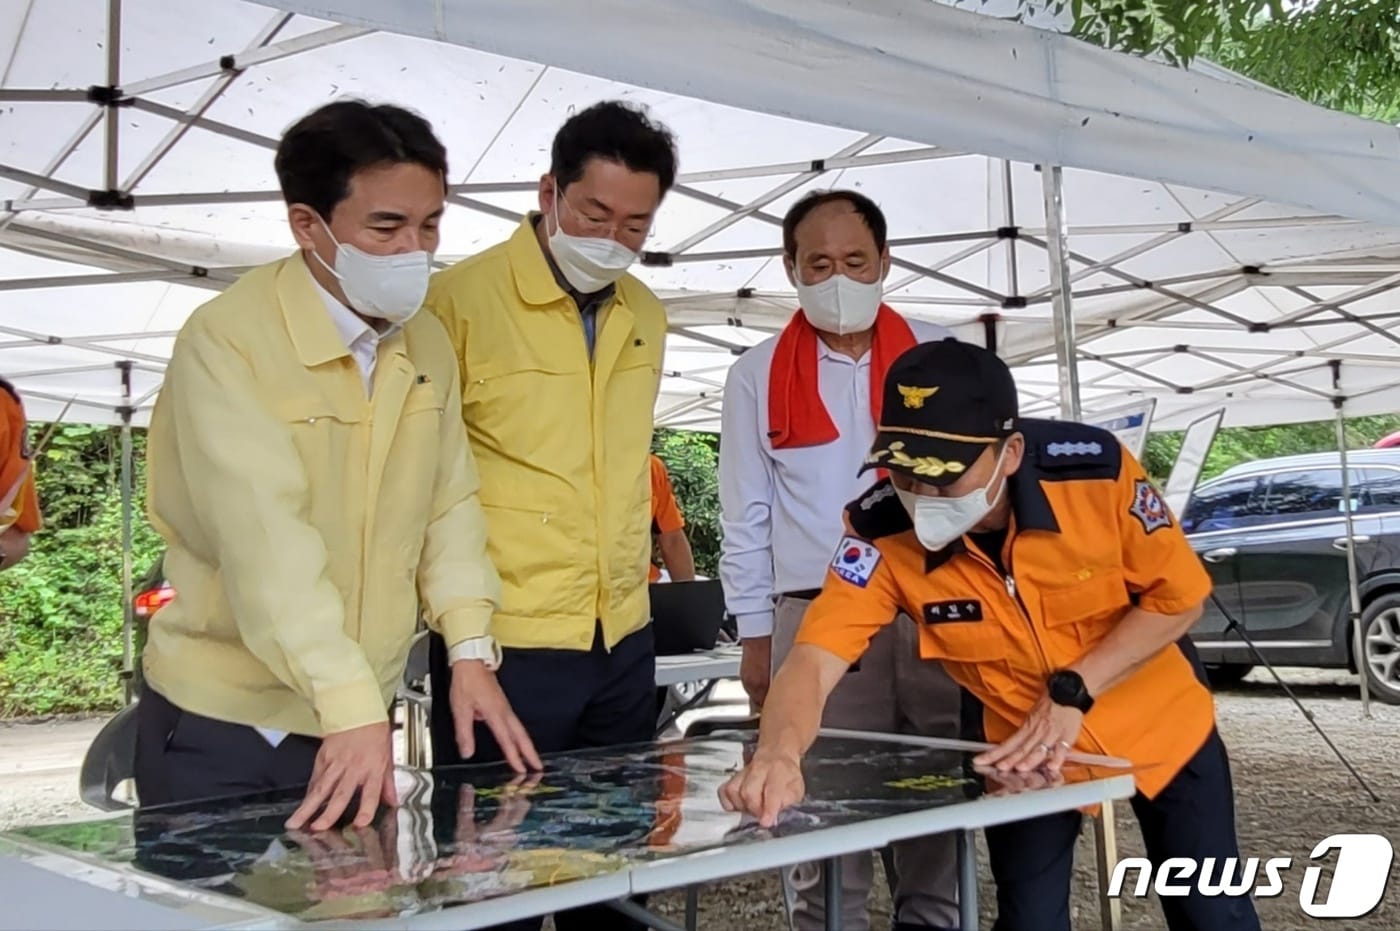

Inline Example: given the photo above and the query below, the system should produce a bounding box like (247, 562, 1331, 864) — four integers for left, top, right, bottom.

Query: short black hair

(782, 190, 888, 260)
(550, 100, 679, 195)
(275, 99, 448, 218)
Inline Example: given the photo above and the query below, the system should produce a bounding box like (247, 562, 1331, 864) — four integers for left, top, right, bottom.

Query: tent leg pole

(104, 0, 122, 192)
(1331, 366, 1371, 719)
(1003, 159, 1020, 300)
(118, 362, 135, 706)
(1041, 163, 1081, 420)
(982, 159, 1018, 355)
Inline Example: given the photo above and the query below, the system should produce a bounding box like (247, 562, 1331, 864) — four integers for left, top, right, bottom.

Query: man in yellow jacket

(424, 101, 674, 930)
(138, 99, 539, 833)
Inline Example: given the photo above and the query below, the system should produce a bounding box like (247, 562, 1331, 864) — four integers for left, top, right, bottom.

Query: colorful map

(7, 732, 1121, 923)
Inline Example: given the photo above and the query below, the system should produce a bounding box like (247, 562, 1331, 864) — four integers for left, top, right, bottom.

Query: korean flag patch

(831, 535, 882, 588)
(1129, 478, 1172, 534)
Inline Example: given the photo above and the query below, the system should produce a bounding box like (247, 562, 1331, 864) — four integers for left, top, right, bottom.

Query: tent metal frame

(7, 20, 1400, 426)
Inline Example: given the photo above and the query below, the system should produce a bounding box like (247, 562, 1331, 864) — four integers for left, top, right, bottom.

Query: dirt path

(2, 670, 1396, 929)
(0, 716, 104, 830)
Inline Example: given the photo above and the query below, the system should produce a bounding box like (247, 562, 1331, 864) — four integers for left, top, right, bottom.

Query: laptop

(649, 579, 728, 656)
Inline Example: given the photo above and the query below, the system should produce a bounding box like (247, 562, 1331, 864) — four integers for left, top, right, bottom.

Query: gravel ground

(2, 668, 1396, 929)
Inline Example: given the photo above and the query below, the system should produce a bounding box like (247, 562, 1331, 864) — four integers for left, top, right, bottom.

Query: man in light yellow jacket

(424, 107, 672, 750)
(138, 99, 539, 833)
(425, 101, 675, 930)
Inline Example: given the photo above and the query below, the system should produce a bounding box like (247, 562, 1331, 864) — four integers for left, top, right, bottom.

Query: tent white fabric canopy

(5, 0, 1400, 432)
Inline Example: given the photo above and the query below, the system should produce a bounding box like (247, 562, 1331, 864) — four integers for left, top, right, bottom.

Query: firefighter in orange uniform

(649, 453, 695, 583)
(720, 338, 1259, 931)
(0, 378, 41, 570)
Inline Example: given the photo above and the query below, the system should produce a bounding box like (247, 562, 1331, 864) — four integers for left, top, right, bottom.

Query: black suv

(1182, 449, 1400, 703)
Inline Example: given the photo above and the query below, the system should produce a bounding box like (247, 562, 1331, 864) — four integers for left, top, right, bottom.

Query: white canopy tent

(3, 0, 1400, 434)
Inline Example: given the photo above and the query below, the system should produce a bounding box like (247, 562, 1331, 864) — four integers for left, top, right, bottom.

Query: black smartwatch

(1047, 669, 1094, 713)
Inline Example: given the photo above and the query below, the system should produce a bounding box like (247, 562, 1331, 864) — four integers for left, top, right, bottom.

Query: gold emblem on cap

(868, 441, 967, 478)
(898, 384, 939, 409)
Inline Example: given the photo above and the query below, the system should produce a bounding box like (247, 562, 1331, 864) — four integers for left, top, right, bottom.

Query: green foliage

(1142, 414, 1400, 485)
(0, 425, 162, 718)
(998, 0, 1400, 120)
(651, 428, 722, 577)
(1213, 1, 1400, 120)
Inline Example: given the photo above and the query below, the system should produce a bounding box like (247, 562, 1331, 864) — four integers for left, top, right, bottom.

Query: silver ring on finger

(1039, 742, 1053, 754)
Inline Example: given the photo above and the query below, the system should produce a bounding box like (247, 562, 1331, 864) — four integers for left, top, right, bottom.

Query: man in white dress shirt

(719, 190, 962, 931)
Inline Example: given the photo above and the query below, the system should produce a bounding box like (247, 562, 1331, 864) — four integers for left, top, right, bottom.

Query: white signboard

(1083, 399, 1157, 460)
(1164, 408, 1225, 519)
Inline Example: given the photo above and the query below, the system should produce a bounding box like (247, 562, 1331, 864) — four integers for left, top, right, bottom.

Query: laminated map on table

(3, 732, 1140, 928)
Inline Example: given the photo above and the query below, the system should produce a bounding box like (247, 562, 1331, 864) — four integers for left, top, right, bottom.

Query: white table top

(1, 730, 1136, 931)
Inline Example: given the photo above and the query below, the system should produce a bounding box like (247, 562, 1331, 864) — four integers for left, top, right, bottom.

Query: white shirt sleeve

(718, 353, 778, 639)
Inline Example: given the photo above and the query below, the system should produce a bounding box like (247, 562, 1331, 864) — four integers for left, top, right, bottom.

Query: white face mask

(895, 445, 1011, 551)
(796, 273, 883, 335)
(547, 188, 638, 293)
(313, 217, 430, 325)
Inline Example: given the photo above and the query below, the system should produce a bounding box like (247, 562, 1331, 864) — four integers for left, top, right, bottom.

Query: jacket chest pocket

(272, 396, 364, 459)
(603, 357, 660, 449)
(402, 384, 445, 417)
(270, 396, 365, 533)
(920, 616, 1015, 700)
(396, 384, 445, 445)
(1038, 568, 1131, 653)
(463, 361, 581, 449)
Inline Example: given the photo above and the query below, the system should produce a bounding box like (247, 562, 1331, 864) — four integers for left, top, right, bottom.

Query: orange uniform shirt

(649, 454, 685, 582)
(796, 419, 1214, 799)
(0, 379, 41, 534)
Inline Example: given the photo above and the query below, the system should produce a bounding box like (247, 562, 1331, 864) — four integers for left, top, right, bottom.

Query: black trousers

(983, 727, 1261, 931)
(428, 621, 657, 931)
(133, 686, 321, 807)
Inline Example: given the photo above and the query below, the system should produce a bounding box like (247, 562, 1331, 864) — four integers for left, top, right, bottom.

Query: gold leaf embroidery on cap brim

(867, 442, 967, 478)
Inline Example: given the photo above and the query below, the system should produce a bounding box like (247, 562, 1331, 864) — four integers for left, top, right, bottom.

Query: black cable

(1208, 590, 1380, 803)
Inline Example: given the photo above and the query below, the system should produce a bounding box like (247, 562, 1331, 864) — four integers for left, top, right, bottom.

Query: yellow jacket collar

(278, 254, 353, 368)
(507, 214, 573, 308)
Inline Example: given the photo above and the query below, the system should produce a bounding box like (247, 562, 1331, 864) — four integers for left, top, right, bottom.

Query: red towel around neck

(767, 304, 917, 449)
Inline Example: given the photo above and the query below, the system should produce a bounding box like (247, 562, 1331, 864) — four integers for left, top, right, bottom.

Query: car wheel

(1360, 596, 1400, 705)
(1203, 663, 1253, 689)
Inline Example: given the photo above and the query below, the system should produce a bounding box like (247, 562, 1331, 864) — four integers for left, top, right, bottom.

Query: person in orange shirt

(720, 339, 1259, 931)
(0, 378, 41, 570)
(649, 453, 695, 583)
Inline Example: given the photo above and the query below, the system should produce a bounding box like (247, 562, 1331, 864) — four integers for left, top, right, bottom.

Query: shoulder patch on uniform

(1129, 478, 1172, 534)
(858, 482, 896, 510)
(1022, 418, 1121, 480)
(1045, 440, 1104, 458)
(844, 478, 912, 539)
(830, 535, 882, 588)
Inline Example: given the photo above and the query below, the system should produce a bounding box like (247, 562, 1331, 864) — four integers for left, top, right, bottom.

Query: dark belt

(779, 589, 822, 601)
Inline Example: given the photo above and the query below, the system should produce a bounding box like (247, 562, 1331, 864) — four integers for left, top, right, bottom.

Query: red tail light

(134, 584, 175, 619)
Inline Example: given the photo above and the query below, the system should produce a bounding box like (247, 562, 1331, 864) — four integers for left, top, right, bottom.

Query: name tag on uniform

(922, 599, 984, 624)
